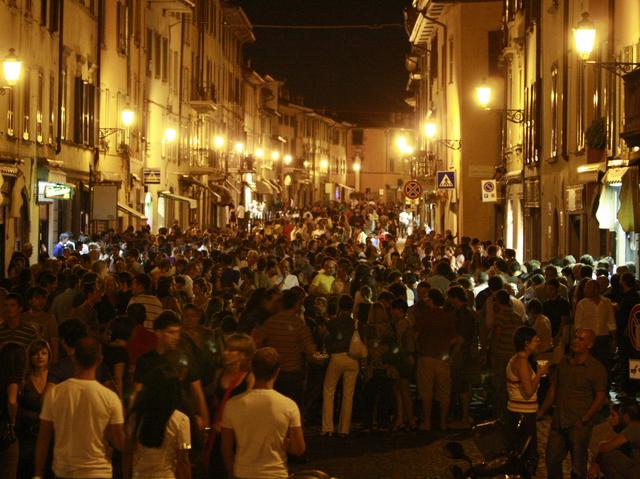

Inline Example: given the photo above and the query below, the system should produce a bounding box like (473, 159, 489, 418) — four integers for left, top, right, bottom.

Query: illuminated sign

(38, 181, 73, 201)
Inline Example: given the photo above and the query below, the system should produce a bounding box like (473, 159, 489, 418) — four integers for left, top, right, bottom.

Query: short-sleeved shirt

(552, 355, 608, 429)
(40, 378, 124, 478)
(221, 389, 301, 479)
(310, 273, 335, 296)
(0, 321, 40, 348)
(129, 409, 191, 478)
(414, 304, 456, 359)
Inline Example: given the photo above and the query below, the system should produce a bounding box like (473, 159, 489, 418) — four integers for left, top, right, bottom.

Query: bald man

(539, 328, 608, 479)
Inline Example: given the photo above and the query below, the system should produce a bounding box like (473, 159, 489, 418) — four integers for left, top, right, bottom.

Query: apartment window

(73, 77, 95, 146)
(7, 89, 15, 137)
(117, 1, 128, 54)
(550, 64, 558, 160)
(49, 0, 59, 31)
(488, 31, 502, 77)
(352, 129, 363, 145)
(40, 0, 47, 25)
(211, 3, 216, 36)
(154, 32, 161, 79)
(25, 0, 32, 17)
(576, 62, 586, 151)
(448, 36, 454, 84)
(162, 37, 168, 82)
(146, 29, 153, 76)
(49, 75, 55, 144)
(22, 69, 31, 141)
(36, 71, 44, 143)
(60, 67, 66, 140)
(173, 51, 179, 93)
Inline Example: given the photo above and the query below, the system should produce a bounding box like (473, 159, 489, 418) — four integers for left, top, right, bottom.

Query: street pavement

(290, 418, 571, 479)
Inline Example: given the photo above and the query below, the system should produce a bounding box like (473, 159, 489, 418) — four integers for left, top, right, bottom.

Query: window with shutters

(49, 75, 55, 144)
(117, 2, 128, 54)
(576, 62, 586, 151)
(488, 31, 502, 77)
(550, 64, 558, 160)
(7, 89, 15, 137)
(36, 71, 44, 143)
(73, 77, 83, 144)
(60, 67, 66, 140)
(154, 32, 161, 79)
(40, 0, 47, 25)
(146, 29, 153, 76)
(23, 69, 31, 141)
(162, 37, 168, 82)
(49, 0, 59, 32)
(25, 0, 32, 17)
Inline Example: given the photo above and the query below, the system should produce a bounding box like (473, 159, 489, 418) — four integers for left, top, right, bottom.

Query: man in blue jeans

(539, 328, 607, 478)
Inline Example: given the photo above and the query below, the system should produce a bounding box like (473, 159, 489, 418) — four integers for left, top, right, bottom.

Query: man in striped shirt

(258, 289, 318, 409)
(127, 273, 163, 330)
(0, 293, 40, 348)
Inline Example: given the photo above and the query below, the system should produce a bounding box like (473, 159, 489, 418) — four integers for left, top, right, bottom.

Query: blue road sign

(436, 170, 456, 189)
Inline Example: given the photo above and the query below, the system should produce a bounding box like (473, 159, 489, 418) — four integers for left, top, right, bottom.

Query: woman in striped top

(505, 326, 550, 478)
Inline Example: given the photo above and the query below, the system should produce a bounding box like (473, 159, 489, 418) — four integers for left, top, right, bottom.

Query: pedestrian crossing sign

(436, 170, 456, 189)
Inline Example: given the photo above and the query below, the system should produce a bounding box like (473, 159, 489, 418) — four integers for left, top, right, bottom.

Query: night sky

(239, 0, 412, 126)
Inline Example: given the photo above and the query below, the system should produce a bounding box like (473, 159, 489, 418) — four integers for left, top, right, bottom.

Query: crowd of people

(0, 200, 639, 479)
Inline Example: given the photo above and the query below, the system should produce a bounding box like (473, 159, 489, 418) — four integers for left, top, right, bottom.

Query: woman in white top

(506, 326, 550, 478)
(125, 364, 192, 479)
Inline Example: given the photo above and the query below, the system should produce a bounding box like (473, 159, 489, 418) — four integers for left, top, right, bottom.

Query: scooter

(443, 418, 531, 479)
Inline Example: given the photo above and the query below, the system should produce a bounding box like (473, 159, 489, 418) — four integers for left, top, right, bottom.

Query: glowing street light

(3, 49, 22, 86)
(214, 136, 225, 149)
(271, 151, 280, 161)
(283, 154, 292, 165)
(423, 121, 437, 139)
(574, 12, 596, 60)
(234, 142, 244, 154)
(475, 82, 492, 109)
(121, 107, 134, 127)
(255, 148, 264, 159)
(353, 162, 361, 172)
(319, 158, 329, 172)
(164, 128, 177, 142)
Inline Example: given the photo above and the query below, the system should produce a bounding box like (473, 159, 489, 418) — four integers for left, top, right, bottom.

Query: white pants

(322, 352, 360, 434)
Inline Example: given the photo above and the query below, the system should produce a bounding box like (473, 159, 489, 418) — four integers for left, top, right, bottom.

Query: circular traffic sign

(404, 180, 423, 200)
(483, 181, 495, 193)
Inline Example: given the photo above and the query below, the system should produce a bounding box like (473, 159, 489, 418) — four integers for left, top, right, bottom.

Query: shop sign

(39, 181, 73, 201)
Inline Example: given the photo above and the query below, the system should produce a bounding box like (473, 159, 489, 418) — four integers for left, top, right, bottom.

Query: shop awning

(253, 180, 274, 195)
(209, 183, 234, 203)
(180, 175, 221, 201)
(618, 167, 640, 233)
(117, 203, 147, 220)
(603, 167, 629, 185)
(158, 191, 197, 208)
(337, 183, 355, 191)
(264, 178, 282, 193)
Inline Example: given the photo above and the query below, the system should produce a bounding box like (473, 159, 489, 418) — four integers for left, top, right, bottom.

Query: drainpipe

(55, 0, 65, 155)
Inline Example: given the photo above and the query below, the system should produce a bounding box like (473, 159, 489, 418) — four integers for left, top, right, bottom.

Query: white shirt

(272, 274, 300, 291)
(130, 410, 191, 479)
(222, 389, 301, 479)
(237, 205, 245, 219)
(575, 296, 616, 336)
(41, 379, 124, 479)
(399, 211, 410, 225)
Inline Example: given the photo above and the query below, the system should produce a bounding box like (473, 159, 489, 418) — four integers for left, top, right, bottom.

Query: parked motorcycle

(443, 418, 531, 479)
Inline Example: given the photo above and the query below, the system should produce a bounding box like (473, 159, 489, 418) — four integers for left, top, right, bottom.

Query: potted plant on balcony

(585, 117, 607, 163)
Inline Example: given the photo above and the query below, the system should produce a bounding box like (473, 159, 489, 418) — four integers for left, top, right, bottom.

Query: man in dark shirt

(543, 278, 572, 339)
(594, 400, 640, 479)
(414, 289, 458, 431)
(616, 272, 640, 395)
(539, 328, 607, 479)
(133, 311, 210, 431)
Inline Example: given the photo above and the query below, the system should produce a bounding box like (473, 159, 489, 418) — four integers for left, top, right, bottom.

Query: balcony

(190, 85, 217, 114)
(222, 4, 255, 44)
(150, 0, 195, 13)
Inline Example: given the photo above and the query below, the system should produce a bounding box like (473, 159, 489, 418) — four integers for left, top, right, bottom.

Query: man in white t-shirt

(221, 347, 305, 479)
(34, 337, 125, 479)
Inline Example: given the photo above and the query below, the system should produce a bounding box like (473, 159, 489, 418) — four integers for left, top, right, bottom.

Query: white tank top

(506, 355, 538, 413)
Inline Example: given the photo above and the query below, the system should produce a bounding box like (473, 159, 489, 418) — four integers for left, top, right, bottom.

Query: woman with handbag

(0, 342, 27, 479)
(322, 295, 368, 438)
(206, 333, 255, 478)
(17, 340, 51, 479)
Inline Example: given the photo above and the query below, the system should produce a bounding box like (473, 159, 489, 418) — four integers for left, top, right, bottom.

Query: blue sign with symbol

(436, 170, 456, 189)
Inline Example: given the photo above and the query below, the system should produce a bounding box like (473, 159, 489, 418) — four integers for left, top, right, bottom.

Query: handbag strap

(212, 371, 248, 430)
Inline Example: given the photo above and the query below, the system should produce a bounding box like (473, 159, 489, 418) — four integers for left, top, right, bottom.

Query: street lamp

(255, 148, 264, 159)
(121, 107, 135, 127)
(234, 142, 244, 154)
(164, 128, 177, 143)
(574, 12, 596, 60)
(214, 136, 225, 149)
(271, 151, 280, 161)
(422, 121, 461, 150)
(3, 49, 21, 88)
(319, 158, 329, 173)
(475, 81, 524, 124)
(572, 12, 640, 76)
(283, 154, 292, 165)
